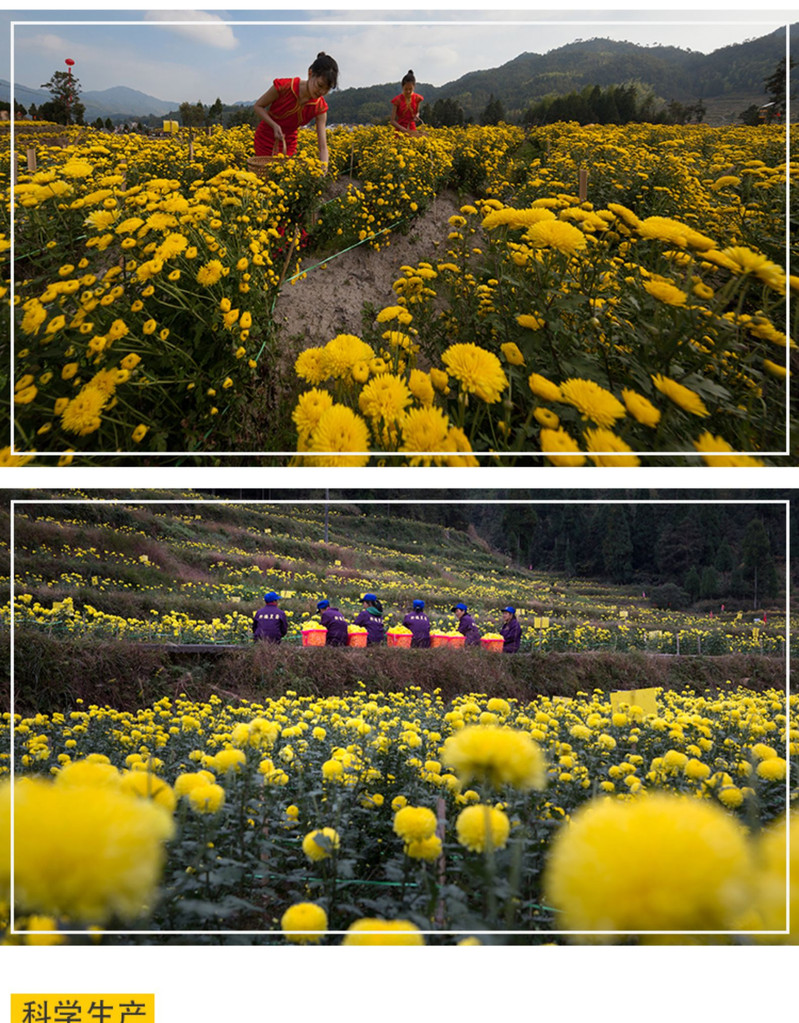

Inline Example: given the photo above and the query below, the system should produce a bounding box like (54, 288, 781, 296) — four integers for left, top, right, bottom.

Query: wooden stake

(26, 148, 36, 172)
(349, 139, 355, 179)
(276, 226, 302, 291)
(578, 165, 588, 202)
(435, 797, 447, 928)
(189, 139, 195, 161)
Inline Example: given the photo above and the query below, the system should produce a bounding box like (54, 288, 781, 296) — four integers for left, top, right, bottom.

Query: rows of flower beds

(10, 500, 788, 654)
(8, 592, 787, 656)
(3, 683, 794, 943)
(292, 123, 793, 465)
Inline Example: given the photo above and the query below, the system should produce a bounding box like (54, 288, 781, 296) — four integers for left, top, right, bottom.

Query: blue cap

(361, 593, 377, 602)
(502, 606, 516, 615)
(264, 591, 279, 603)
(317, 599, 330, 610)
(451, 602, 467, 612)
(413, 599, 425, 610)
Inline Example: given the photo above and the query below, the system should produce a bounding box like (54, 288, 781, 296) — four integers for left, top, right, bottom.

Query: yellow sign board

(610, 688, 659, 716)
(11, 996, 154, 1023)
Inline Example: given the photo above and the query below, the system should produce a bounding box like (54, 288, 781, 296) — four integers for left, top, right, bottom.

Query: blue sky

(2, 7, 791, 105)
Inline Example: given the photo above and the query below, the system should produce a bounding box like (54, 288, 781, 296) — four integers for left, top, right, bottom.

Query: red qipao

(254, 77, 328, 156)
(391, 91, 423, 132)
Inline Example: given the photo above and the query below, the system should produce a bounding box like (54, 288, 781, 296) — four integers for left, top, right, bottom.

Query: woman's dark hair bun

(318, 51, 326, 58)
(408, 69, 413, 75)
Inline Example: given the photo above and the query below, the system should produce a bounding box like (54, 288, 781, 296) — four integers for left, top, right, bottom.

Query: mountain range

(0, 81, 182, 122)
(3, 24, 794, 125)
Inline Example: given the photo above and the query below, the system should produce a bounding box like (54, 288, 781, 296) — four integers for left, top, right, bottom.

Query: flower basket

(387, 631, 412, 648)
(302, 627, 327, 647)
(481, 636, 504, 653)
(246, 155, 273, 180)
(346, 631, 368, 648)
(446, 634, 465, 648)
(430, 633, 449, 648)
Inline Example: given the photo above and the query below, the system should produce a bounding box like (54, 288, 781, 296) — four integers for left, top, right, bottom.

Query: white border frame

(7, 14, 793, 461)
(8, 493, 792, 941)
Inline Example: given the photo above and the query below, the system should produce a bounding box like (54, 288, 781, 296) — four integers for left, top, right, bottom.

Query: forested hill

(328, 24, 794, 123)
(180, 490, 788, 606)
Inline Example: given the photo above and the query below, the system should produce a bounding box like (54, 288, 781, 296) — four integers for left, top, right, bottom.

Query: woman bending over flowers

(253, 52, 338, 169)
(390, 70, 424, 135)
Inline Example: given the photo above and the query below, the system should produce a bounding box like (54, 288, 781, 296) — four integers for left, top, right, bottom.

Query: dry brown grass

(10, 632, 789, 716)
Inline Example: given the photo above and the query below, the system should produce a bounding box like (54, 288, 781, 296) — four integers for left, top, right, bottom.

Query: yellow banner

(11, 996, 154, 1023)
(610, 688, 659, 716)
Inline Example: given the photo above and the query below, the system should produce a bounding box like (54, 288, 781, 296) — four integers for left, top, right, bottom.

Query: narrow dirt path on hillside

(272, 187, 467, 346)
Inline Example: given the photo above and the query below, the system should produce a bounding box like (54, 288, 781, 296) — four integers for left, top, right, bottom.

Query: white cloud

(423, 46, 461, 71)
(143, 10, 239, 51)
(15, 32, 73, 58)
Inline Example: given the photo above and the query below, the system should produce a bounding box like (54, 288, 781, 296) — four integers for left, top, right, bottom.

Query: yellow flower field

(3, 120, 793, 464)
(2, 684, 794, 943)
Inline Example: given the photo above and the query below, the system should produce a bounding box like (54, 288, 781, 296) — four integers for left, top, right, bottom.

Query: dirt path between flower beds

(272, 187, 468, 347)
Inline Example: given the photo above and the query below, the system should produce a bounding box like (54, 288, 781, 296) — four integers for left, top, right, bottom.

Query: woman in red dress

(390, 70, 424, 135)
(253, 52, 338, 169)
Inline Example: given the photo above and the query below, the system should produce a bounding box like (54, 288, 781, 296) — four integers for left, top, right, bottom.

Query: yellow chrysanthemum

(307, 404, 370, 466)
(60, 386, 108, 437)
(621, 389, 661, 428)
(528, 373, 562, 403)
(321, 334, 375, 379)
(652, 374, 709, 417)
(500, 342, 525, 366)
(292, 388, 335, 440)
(10, 778, 173, 924)
(583, 427, 640, 467)
(393, 805, 437, 843)
(342, 918, 424, 945)
(442, 725, 546, 790)
(643, 279, 688, 306)
(763, 359, 787, 379)
(482, 206, 557, 231)
(456, 804, 510, 853)
(442, 343, 508, 404)
(516, 313, 545, 331)
(281, 901, 328, 943)
(543, 792, 753, 934)
(539, 427, 586, 467)
(721, 246, 786, 293)
(560, 378, 626, 428)
(195, 260, 224, 286)
(302, 827, 340, 862)
(295, 347, 328, 385)
(408, 369, 435, 406)
(400, 406, 451, 462)
(534, 407, 560, 428)
(358, 373, 412, 423)
(637, 216, 714, 250)
(524, 219, 588, 254)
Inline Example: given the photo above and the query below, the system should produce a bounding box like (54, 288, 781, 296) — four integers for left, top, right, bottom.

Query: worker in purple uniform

(253, 591, 288, 643)
(317, 598, 349, 646)
(451, 601, 481, 645)
(500, 605, 522, 653)
(403, 599, 431, 648)
(354, 592, 385, 645)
